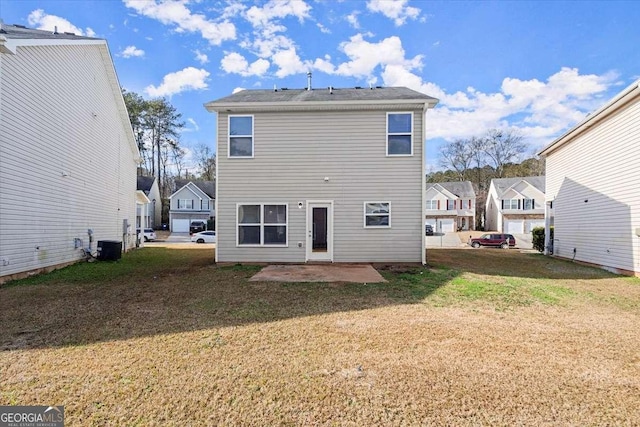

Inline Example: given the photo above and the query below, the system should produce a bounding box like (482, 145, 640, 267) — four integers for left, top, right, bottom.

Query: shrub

(532, 226, 553, 252)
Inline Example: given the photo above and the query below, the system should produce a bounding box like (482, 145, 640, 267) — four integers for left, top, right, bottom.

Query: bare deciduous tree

(483, 128, 527, 178)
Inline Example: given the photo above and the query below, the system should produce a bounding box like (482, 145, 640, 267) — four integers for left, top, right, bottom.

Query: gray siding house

(205, 86, 438, 263)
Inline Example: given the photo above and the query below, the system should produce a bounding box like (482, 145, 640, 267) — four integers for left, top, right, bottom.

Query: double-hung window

(425, 200, 438, 210)
(387, 112, 413, 156)
(504, 199, 519, 210)
(237, 204, 287, 246)
(229, 115, 254, 158)
(523, 198, 534, 210)
(446, 199, 456, 210)
(364, 202, 390, 228)
(178, 199, 193, 209)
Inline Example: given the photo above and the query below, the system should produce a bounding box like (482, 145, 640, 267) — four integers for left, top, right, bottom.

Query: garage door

(172, 219, 189, 232)
(525, 220, 545, 233)
(504, 220, 524, 234)
(437, 218, 455, 233)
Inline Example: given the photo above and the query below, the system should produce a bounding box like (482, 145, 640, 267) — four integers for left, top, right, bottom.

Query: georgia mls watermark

(0, 406, 64, 427)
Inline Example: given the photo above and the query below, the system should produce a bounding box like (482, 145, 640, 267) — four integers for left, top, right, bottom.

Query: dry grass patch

(1, 248, 639, 425)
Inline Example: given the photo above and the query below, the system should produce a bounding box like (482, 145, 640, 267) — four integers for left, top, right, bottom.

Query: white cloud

(346, 11, 360, 29)
(121, 45, 145, 58)
(366, 0, 421, 26)
(313, 55, 335, 74)
(245, 0, 311, 29)
(123, 0, 236, 45)
(27, 9, 96, 36)
(334, 34, 423, 78)
(145, 67, 210, 97)
(317, 23, 331, 34)
(183, 118, 200, 132)
(220, 52, 270, 77)
(272, 47, 309, 78)
(232, 87, 246, 94)
(380, 63, 617, 146)
(194, 49, 209, 64)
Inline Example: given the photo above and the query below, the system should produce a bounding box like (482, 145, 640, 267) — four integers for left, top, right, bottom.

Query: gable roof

(205, 87, 438, 113)
(539, 78, 640, 157)
(490, 176, 545, 197)
(174, 180, 215, 199)
(136, 175, 156, 193)
(0, 23, 140, 163)
(427, 181, 476, 198)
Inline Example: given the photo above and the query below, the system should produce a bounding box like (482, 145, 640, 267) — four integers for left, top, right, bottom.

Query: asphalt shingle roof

(428, 181, 476, 198)
(492, 176, 546, 196)
(0, 23, 99, 41)
(207, 86, 437, 104)
(175, 180, 216, 199)
(136, 176, 155, 193)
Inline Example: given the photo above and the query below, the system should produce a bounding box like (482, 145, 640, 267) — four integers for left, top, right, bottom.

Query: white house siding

(0, 43, 138, 280)
(545, 97, 640, 274)
(217, 108, 425, 263)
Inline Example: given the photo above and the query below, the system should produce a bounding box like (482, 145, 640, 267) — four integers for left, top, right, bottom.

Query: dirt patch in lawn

(1, 248, 639, 425)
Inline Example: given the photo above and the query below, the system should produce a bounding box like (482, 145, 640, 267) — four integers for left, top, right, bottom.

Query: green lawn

(1, 248, 639, 425)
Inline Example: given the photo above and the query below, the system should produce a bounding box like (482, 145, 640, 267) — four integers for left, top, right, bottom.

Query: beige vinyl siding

(546, 97, 640, 273)
(217, 109, 425, 262)
(0, 44, 138, 279)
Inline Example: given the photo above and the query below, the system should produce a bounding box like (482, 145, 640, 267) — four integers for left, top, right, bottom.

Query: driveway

(426, 233, 465, 248)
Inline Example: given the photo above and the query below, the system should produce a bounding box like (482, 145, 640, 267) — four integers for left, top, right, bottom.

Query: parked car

(189, 221, 206, 234)
(425, 224, 434, 236)
(469, 233, 515, 249)
(137, 228, 157, 242)
(191, 231, 216, 244)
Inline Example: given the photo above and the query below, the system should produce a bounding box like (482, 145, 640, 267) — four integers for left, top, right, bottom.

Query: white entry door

(306, 201, 333, 262)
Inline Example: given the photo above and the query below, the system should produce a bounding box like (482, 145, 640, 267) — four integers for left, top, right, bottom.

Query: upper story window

(229, 115, 254, 158)
(446, 199, 456, 210)
(178, 199, 193, 209)
(523, 198, 535, 210)
(426, 200, 438, 210)
(364, 202, 390, 228)
(503, 199, 519, 210)
(387, 112, 413, 156)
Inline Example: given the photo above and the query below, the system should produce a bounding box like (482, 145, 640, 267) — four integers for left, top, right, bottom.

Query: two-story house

(168, 180, 215, 232)
(136, 175, 161, 228)
(205, 86, 438, 263)
(425, 181, 476, 232)
(539, 79, 640, 276)
(485, 176, 546, 234)
(0, 24, 139, 282)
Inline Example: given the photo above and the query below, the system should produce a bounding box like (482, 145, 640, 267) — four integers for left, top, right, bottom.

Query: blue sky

(1, 0, 638, 173)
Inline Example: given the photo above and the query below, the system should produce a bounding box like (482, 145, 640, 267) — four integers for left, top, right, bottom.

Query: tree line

(122, 90, 216, 201)
(428, 129, 545, 229)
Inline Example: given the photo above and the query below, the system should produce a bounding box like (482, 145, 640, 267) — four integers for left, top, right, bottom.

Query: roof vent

(354, 86, 362, 89)
(273, 84, 277, 92)
(376, 86, 383, 89)
(328, 86, 333, 94)
(14, 24, 26, 29)
(64, 31, 76, 35)
(54, 26, 58, 35)
(306, 71, 312, 91)
(281, 87, 288, 91)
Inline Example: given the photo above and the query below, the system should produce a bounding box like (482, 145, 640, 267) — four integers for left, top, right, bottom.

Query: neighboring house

(425, 181, 476, 232)
(485, 176, 546, 233)
(169, 180, 215, 232)
(137, 175, 161, 228)
(0, 24, 140, 282)
(539, 79, 640, 276)
(205, 85, 438, 263)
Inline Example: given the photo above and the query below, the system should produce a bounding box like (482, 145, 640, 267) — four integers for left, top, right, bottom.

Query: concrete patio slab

(250, 264, 387, 283)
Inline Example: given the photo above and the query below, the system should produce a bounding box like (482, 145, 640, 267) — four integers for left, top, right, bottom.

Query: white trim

(236, 203, 288, 247)
(386, 112, 414, 157)
(363, 201, 391, 228)
(228, 114, 254, 159)
(206, 100, 438, 113)
(306, 201, 334, 262)
(422, 107, 427, 265)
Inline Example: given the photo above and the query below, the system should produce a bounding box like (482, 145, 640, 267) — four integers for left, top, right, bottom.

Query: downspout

(544, 200, 552, 255)
(421, 103, 427, 265)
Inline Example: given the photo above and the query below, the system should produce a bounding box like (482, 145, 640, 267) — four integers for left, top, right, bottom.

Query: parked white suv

(137, 228, 157, 242)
